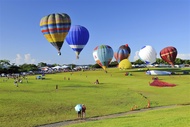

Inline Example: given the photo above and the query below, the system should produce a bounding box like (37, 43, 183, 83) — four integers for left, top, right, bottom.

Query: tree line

(0, 58, 190, 74)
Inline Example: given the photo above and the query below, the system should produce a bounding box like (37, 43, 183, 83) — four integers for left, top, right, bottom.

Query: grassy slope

(0, 68, 189, 127)
(66, 105, 190, 127)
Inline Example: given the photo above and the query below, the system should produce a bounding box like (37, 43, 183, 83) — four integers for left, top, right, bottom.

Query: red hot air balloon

(160, 46, 177, 67)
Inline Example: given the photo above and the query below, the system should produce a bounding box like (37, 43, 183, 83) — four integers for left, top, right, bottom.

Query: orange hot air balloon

(160, 46, 177, 67)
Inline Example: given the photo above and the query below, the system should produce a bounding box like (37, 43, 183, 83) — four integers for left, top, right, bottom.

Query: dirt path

(37, 105, 180, 127)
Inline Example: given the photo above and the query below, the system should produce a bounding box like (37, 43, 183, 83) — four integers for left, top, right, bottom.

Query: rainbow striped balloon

(40, 13, 71, 55)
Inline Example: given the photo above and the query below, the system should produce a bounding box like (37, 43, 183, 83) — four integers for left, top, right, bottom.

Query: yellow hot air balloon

(118, 59, 132, 69)
(40, 13, 71, 55)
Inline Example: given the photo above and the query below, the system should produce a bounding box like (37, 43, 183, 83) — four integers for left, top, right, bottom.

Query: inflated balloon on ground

(138, 45, 157, 65)
(114, 44, 131, 63)
(118, 59, 132, 69)
(93, 45, 113, 71)
(160, 46, 177, 67)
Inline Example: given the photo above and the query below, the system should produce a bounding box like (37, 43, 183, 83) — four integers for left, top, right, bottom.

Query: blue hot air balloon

(114, 44, 130, 63)
(93, 45, 114, 71)
(66, 25, 89, 59)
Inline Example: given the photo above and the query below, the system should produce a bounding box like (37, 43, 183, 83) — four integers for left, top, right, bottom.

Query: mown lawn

(0, 68, 189, 127)
(66, 105, 190, 127)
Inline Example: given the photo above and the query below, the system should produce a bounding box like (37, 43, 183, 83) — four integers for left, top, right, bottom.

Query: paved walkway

(37, 105, 179, 127)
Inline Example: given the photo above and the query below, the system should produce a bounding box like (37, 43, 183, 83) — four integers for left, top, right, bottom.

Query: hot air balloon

(160, 46, 177, 67)
(114, 44, 131, 63)
(138, 45, 157, 65)
(40, 13, 71, 55)
(66, 25, 89, 59)
(93, 45, 113, 71)
(118, 59, 132, 69)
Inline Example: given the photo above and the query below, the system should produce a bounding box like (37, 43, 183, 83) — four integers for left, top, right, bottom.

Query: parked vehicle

(36, 75, 45, 80)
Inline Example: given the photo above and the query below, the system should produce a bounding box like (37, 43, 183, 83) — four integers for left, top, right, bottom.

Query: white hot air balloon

(138, 45, 157, 65)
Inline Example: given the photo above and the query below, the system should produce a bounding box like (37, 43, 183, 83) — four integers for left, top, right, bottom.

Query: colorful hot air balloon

(160, 46, 177, 67)
(114, 44, 131, 63)
(138, 45, 157, 65)
(118, 59, 132, 69)
(126, 44, 131, 54)
(93, 45, 113, 71)
(40, 13, 71, 55)
(66, 25, 89, 59)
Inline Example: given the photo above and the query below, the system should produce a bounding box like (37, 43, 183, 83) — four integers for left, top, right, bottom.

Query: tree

(68, 64, 76, 69)
(8, 65, 20, 73)
(0, 60, 10, 68)
(109, 61, 118, 67)
(52, 63, 59, 67)
(37, 62, 47, 67)
(184, 60, 190, 64)
(134, 59, 145, 65)
(156, 58, 164, 64)
(175, 58, 184, 65)
(0, 68, 8, 73)
(19, 64, 38, 72)
(91, 63, 101, 68)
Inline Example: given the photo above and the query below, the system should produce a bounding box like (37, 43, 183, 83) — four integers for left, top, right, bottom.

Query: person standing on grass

(77, 110, 82, 118)
(75, 104, 82, 118)
(82, 104, 86, 118)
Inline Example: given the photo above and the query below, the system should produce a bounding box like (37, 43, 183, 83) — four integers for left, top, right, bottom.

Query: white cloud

(133, 51, 139, 61)
(24, 54, 35, 64)
(15, 54, 22, 65)
(177, 54, 190, 60)
(14, 53, 36, 65)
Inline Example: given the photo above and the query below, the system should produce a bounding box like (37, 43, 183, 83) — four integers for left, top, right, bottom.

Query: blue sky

(0, 0, 189, 65)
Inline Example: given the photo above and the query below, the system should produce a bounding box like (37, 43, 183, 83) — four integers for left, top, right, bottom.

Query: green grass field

(66, 105, 190, 127)
(0, 68, 190, 127)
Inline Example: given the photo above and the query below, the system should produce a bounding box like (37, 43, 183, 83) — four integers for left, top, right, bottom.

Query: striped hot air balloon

(66, 25, 89, 59)
(93, 45, 113, 71)
(114, 44, 131, 63)
(160, 46, 177, 67)
(40, 13, 71, 55)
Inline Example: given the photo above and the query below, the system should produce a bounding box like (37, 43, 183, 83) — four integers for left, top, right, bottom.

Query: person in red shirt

(82, 104, 86, 118)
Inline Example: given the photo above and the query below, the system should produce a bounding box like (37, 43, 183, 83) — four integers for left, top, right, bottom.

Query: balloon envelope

(40, 13, 71, 55)
(138, 45, 157, 65)
(93, 45, 113, 70)
(160, 46, 177, 66)
(125, 44, 131, 54)
(75, 104, 82, 112)
(118, 59, 132, 69)
(66, 25, 89, 59)
(114, 44, 131, 63)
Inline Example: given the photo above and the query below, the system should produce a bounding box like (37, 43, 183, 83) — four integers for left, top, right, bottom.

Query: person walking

(82, 104, 86, 118)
